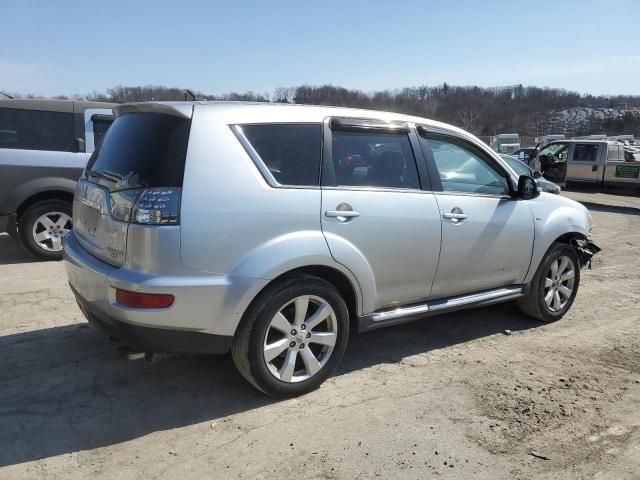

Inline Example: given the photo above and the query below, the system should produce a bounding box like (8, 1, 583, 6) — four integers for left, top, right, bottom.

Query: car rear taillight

(110, 189, 141, 223)
(133, 188, 181, 225)
(115, 288, 175, 309)
(109, 188, 181, 225)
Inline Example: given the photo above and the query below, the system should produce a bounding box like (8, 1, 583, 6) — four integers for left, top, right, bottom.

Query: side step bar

(359, 286, 525, 332)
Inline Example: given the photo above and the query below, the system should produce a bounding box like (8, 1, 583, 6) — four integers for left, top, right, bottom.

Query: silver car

(64, 102, 599, 397)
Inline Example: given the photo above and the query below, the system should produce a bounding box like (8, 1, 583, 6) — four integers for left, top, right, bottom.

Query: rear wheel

(232, 274, 349, 397)
(518, 242, 580, 322)
(18, 200, 72, 260)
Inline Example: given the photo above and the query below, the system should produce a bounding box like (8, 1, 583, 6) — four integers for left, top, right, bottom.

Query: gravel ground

(1, 191, 639, 480)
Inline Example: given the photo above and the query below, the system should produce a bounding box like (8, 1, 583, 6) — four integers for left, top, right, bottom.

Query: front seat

(372, 151, 405, 187)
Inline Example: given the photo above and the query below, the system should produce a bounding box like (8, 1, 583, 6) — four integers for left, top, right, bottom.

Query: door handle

(443, 207, 468, 223)
(592, 165, 598, 172)
(443, 213, 468, 220)
(325, 210, 360, 218)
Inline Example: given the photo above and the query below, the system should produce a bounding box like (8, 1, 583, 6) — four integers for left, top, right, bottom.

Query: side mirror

(533, 170, 541, 179)
(75, 137, 86, 153)
(516, 175, 539, 200)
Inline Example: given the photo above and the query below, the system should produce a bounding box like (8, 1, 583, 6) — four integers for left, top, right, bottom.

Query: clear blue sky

(2, 0, 639, 97)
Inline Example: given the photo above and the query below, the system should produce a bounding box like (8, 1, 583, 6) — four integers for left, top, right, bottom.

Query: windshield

(86, 112, 191, 191)
(504, 156, 532, 176)
(539, 142, 569, 161)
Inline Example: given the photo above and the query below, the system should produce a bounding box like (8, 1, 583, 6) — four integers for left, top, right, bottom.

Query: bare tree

(457, 107, 480, 134)
(272, 87, 295, 103)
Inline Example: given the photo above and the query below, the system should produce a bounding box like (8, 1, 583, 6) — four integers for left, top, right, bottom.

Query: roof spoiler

(114, 102, 193, 118)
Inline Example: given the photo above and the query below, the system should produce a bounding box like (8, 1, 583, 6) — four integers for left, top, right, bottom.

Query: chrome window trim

(321, 185, 431, 194)
(329, 117, 410, 134)
(434, 190, 512, 200)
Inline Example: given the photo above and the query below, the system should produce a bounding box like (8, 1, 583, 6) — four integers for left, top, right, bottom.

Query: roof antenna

(0, 91, 14, 99)
(184, 89, 197, 101)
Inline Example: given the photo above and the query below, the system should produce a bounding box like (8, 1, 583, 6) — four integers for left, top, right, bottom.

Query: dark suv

(0, 99, 114, 258)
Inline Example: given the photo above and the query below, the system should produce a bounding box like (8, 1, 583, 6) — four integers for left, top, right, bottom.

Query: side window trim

(407, 125, 433, 192)
(329, 117, 410, 134)
(231, 123, 323, 189)
(322, 118, 422, 191)
(231, 124, 280, 187)
(417, 125, 513, 197)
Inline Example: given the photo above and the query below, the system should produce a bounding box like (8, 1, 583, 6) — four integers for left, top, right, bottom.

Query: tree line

(12, 83, 640, 136)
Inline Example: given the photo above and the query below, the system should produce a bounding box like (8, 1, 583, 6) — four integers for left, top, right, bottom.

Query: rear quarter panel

(179, 107, 367, 315)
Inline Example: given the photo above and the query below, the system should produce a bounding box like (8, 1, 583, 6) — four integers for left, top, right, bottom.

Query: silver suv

(64, 102, 599, 397)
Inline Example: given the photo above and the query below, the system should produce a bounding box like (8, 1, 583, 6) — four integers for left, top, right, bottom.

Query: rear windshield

(87, 112, 190, 190)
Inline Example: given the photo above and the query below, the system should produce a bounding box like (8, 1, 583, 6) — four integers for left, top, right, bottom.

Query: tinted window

(87, 112, 190, 190)
(330, 131, 420, 189)
(422, 137, 509, 195)
(241, 124, 322, 186)
(92, 117, 113, 148)
(0, 108, 75, 152)
(572, 144, 598, 162)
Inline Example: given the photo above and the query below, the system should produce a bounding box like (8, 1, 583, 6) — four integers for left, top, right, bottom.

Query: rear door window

(0, 108, 75, 152)
(329, 131, 420, 189)
(87, 112, 191, 190)
(91, 116, 113, 148)
(239, 124, 322, 186)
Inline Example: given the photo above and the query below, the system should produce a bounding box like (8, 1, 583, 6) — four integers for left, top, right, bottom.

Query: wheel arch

(1, 175, 76, 217)
(234, 265, 363, 336)
(525, 230, 589, 284)
(16, 189, 74, 219)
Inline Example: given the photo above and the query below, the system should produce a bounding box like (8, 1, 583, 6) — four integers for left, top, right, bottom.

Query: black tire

(231, 274, 350, 397)
(517, 242, 581, 322)
(18, 200, 73, 260)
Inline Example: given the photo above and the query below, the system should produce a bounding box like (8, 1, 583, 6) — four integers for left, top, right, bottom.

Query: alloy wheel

(543, 255, 576, 312)
(32, 212, 72, 252)
(263, 295, 338, 383)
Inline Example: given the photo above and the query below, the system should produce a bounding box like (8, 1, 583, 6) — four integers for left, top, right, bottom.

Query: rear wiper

(103, 170, 125, 182)
(86, 170, 117, 183)
(87, 170, 148, 190)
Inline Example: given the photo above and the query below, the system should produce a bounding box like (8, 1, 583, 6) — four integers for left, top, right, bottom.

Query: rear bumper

(72, 284, 231, 353)
(63, 230, 267, 352)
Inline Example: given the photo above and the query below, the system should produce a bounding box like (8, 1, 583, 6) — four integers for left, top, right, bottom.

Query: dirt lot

(1, 191, 639, 480)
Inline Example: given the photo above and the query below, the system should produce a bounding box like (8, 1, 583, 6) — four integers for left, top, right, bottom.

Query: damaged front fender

(571, 238, 601, 269)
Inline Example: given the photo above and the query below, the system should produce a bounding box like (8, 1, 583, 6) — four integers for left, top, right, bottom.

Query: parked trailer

(490, 133, 520, 154)
(531, 139, 640, 194)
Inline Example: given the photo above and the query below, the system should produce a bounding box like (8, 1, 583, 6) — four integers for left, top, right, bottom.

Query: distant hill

(7, 83, 640, 137)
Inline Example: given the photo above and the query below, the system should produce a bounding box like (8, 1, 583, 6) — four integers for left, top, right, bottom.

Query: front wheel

(231, 275, 350, 397)
(518, 242, 581, 322)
